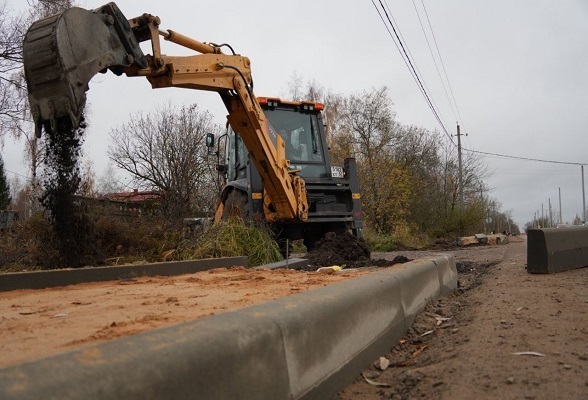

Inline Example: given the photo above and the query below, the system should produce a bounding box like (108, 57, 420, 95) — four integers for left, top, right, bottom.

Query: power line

(379, 0, 452, 143)
(464, 147, 586, 166)
(411, 0, 458, 123)
(5, 168, 30, 179)
(420, 0, 465, 126)
(492, 170, 580, 176)
(371, 1, 585, 174)
(371, 2, 430, 111)
(371, 0, 454, 145)
(381, 1, 450, 132)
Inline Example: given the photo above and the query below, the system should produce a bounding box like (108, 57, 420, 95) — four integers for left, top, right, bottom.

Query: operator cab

(226, 97, 331, 181)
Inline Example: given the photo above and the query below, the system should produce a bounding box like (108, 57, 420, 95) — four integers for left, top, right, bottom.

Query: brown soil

(4, 237, 586, 398)
(42, 116, 99, 268)
(0, 265, 377, 368)
(302, 232, 408, 270)
(337, 237, 588, 399)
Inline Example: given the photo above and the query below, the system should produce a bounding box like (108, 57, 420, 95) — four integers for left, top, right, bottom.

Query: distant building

(77, 189, 162, 217)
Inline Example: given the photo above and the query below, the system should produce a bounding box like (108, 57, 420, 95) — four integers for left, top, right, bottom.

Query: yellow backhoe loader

(23, 3, 363, 250)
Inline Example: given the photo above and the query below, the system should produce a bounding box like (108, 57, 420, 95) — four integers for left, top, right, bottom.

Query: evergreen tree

(0, 154, 11, 209)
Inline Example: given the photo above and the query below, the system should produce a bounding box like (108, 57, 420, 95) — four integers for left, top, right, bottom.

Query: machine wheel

(222, 190, 249, 220)
(302, 231, 322, 252)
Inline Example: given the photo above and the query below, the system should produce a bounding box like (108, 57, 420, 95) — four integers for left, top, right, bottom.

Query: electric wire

(381, 1, 450, 131)
(371, 0, 454, 145)
(411, 0, 458, 123)
(491, 171, 579, 176)
(5, 168, 29, 179)
(420, 0, 465, 127)
(373, 2, 586, 173)
(371, 2, 423, 98)
(378, 0, 452, 143)
(463, 147, 586, 166)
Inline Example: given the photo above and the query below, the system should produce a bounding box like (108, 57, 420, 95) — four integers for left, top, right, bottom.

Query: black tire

(222, 190, 249, 220)
(302, 231, 322, 252)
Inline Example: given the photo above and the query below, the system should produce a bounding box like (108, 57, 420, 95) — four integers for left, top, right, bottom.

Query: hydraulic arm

(23, 2, 308, 222)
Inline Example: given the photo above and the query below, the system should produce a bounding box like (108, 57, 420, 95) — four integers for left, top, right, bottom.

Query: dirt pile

(301, 232, 410, 270)
(41, 116, 100, 267)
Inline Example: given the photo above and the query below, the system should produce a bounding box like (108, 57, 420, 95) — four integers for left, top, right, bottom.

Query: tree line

(288, 77, 519, 237)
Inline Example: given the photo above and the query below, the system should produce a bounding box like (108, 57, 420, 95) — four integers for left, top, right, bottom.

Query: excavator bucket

(23, 2, 148, 137)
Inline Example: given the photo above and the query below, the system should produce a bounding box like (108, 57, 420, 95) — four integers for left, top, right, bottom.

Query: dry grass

(363, 224, 429, 252)
(177, 218, 282, 267)
(0, 214, 282, 272)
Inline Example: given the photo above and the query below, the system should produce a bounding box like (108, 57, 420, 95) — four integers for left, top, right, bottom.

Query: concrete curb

(0, 255, 457, 400)
(527, 227, 588, 274)
(0, 257, 248, 292)
(428, 254, 459, 296)
(252, 257, 309, 270)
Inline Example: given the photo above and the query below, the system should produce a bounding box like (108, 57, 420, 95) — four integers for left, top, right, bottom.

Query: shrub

(179, 218, 282, 267)
(0, 213, 282, 271)
(363, 223, 429, 252)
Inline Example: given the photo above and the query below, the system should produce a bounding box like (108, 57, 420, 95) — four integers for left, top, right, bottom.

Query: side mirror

(205, 133, 215, 148)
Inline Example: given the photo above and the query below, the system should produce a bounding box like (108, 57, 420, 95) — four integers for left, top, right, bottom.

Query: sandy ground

(337, 237, 588, 399)
(5, 237, 587, 399)
(0, 265, 375, 368)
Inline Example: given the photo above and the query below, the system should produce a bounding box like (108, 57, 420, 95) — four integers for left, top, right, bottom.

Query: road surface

(337, 237, 588, 399)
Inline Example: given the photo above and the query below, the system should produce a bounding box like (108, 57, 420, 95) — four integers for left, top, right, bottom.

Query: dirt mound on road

(301, 232, 410, 270)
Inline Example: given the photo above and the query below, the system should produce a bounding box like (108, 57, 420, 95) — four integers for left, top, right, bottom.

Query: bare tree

(108, 103, 221, 219)
(0, 2, 29, 142)
(342, 87, 400, 162)
(285, 71, 304, 101)
(340, 86, 410, 233)
(78, 159, 96, 197)
(96, 163, 124, 195)
(26, 0, 74, 17)
(279, 73, 497, 237)
(0, 1, 75, 216)
(0, 1, 73, 142)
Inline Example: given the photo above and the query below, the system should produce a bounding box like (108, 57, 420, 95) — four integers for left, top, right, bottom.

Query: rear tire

(222, 190, 249, 220)
(302, 231, 322, 252)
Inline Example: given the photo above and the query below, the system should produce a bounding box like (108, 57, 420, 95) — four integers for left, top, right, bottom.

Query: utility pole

(456, 124, 464, 210)
(549, 198, 552, 228)
(559, 187, 562, 225)
(582, 165, 586, 223)
(480, 182, 485, 233)
(537, 209, 540, 228)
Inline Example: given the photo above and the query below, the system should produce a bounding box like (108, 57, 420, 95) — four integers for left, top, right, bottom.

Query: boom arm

(23, 2, 307, 222)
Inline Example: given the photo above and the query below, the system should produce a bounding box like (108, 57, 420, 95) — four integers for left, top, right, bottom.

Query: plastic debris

(316, 265, 343, 274)
(435, 316, 451, 325)
(512, 351, 545, 357)
(362, 372, 391, 387)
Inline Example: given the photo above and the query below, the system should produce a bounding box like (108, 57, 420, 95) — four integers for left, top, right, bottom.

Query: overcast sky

(4, 0, 588, 228)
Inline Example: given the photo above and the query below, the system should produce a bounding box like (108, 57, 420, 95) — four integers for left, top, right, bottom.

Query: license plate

(331, 166, 344, 178)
